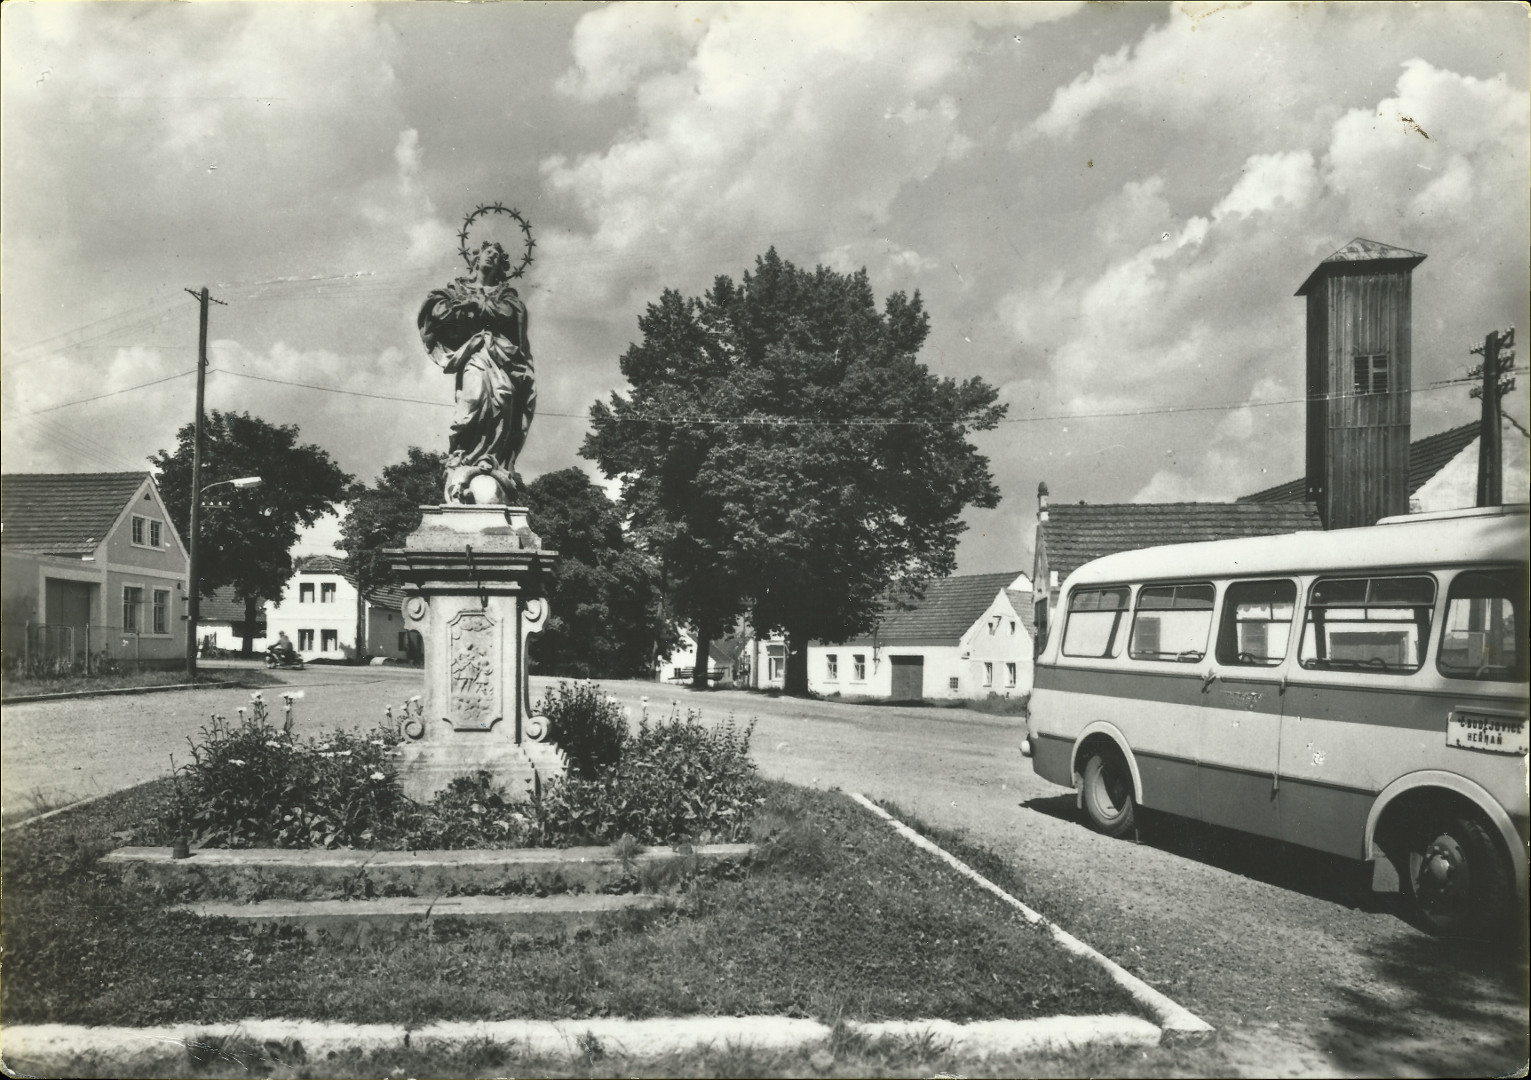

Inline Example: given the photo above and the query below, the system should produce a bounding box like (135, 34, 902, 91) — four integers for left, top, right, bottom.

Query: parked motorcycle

(264, 646, 306, 670)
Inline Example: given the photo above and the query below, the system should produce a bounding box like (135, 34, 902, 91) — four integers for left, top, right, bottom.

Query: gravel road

(4, 670, 1525, 1077)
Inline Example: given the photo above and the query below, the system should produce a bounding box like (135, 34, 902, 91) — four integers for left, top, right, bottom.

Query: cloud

(999, 52, 1529, 507)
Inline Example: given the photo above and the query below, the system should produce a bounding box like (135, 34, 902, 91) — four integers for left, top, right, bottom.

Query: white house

(264, 554, 415, 662)
(656, 628, 743, 685)
(806, 571, 1035, 701)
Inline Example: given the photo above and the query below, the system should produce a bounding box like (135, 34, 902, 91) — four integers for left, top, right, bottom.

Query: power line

(16, 368, 198, 415)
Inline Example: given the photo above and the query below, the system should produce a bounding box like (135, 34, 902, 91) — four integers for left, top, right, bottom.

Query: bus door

(1281, 574, 1438, 857)
(1198, 579, 1298, 842)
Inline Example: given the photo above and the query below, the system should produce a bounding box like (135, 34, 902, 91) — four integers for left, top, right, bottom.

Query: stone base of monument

(387, 504, 565, 803)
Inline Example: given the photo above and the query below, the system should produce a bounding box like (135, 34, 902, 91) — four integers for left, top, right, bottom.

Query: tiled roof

(1, 472, 149, 554)
(202, 587, 265, 624)
(1240, 422, 1481, 503)
(1296, 237, 1427, 295)
(832, 571, 1028, 646)
(293, 553, 405, 610)
(1006, 588, 1036, 638)
(1040, 503, 1323, 583)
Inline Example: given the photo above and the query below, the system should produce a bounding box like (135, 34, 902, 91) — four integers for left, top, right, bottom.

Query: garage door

(889, 655, 924, 700)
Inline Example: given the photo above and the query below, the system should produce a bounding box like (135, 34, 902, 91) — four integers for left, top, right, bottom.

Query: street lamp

(186, 476, 263, 677)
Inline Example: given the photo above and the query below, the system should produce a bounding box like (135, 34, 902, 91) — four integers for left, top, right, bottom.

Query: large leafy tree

(340, 451, 675, 678)
(583, 249, 1005, 693)
(153, 411, 352, 655)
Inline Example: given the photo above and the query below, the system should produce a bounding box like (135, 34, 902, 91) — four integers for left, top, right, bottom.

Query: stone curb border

(847, 792, 1214, 1044)
(0, 1014, 1160, 1070)
(3, 680, 261, 706)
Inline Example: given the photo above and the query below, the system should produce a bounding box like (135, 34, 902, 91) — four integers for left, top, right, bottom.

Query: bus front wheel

(1401, 812, 1513, 937)
(1081, 748, 1137, 838)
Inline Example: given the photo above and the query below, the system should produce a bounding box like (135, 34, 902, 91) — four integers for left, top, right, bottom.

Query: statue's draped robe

(418, 279, 535, 494)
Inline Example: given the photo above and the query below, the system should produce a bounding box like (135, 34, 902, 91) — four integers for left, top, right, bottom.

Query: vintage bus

(1023, 504, 1528, 936)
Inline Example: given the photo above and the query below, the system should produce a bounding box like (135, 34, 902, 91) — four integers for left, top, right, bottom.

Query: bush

(166, 693, 413, 849)
(535, 681, 628, 779)
(535, 706, 761, 846)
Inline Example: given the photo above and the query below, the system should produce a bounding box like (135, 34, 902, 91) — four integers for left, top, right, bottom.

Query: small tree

(338, 447, 447, 601)
(584, 250, 1005, 693)
(154, 412, 352, 656)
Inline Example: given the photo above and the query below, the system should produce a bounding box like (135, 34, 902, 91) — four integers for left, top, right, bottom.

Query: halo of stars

(457, 202, 536, 279)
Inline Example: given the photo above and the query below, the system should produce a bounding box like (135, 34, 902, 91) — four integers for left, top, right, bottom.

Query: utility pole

(1469, 327, 1516, 507)
(183, 286, 226, 677)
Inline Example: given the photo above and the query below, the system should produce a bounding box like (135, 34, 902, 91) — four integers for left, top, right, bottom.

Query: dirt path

(4, 675, 1525, 1076)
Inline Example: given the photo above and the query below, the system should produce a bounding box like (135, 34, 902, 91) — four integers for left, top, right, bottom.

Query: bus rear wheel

(1081, 747, 1137, 838)
(1401, 813, 1513, 937)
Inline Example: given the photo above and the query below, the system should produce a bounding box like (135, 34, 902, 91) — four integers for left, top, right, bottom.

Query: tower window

(1353, 352, 1389, 395)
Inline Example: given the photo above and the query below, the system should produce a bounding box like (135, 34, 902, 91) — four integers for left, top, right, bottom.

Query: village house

(1, 472, 190, 670)
(197, 587, 268, 656)
(657, 629, 745, 685)
(808, 571, 1035, 700)
(263, 554, 414, 663)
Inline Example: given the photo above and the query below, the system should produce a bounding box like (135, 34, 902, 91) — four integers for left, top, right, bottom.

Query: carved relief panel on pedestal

(446, 609, 500, 730)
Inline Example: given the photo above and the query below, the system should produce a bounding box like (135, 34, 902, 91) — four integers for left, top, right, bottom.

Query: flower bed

(147, 684, 761, 851)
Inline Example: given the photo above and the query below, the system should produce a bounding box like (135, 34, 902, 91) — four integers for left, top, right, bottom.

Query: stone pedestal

(387, 505, 564, 803)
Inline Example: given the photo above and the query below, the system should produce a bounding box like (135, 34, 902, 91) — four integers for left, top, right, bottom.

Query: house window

(298, 629, 315, 650)
(825, 653, 838, 680)
(948, 676, 960, 690)
(1353, 352, 1389, 395)
(768, 656, 784, 681)
(122, 586, 143, 631)
(130, 515, 161, 547)
(983, 662, 994, 686)
(152, 589, 170, 634)
(853, 654, 866, 681)
(321, 582, 336, 604)
(1009, 619, 1017, 636)
(300, 582, 315, 603)
(322, 629, 339, 652)
(988, 616, 1001, 635)
(1006, 662, 1017, 687)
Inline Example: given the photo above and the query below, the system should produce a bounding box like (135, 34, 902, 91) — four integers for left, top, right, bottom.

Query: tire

(1081, 747, 1137, 837)
(264, 655, 277, 668)
(1400, 812, 1514, 937)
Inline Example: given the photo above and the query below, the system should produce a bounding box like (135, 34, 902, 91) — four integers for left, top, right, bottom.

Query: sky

(3, 0, 1528, 574)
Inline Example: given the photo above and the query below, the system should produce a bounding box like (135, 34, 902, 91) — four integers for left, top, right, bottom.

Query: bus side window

(1129, 583, 1215, 662)
(1438, 568, 1527, 682)
(1062, 586, 1131, 658)
(1299, 575, 1436, 673)
(1215, 579, 1297, 666)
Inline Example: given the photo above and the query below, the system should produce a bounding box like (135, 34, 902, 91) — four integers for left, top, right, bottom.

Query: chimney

(1296, 238, 1426, 530)
(1037, 481, 1050, 522)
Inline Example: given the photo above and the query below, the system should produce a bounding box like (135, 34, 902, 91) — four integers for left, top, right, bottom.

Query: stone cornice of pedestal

(386, 547, 557, 595)
(384, 504, 558, 594)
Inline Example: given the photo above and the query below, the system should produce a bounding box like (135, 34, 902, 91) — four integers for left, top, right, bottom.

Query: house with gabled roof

(264, 553, 414, 662)
(1, 472, 189, 669)
(806, 571, 1035, 700)
(197, 587, 269, 656)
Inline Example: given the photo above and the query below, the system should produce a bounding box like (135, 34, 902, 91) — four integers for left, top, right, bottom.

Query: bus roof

(1065, 504, 1529, 588)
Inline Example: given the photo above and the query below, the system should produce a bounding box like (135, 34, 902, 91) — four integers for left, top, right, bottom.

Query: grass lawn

(2, 668, 285, 700)
(2, 780, 1140, 1034)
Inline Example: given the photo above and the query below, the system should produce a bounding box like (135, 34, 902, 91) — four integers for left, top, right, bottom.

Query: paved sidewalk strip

(847, 791, 1214, 1043)
(1, 1014, 1161, 1067)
